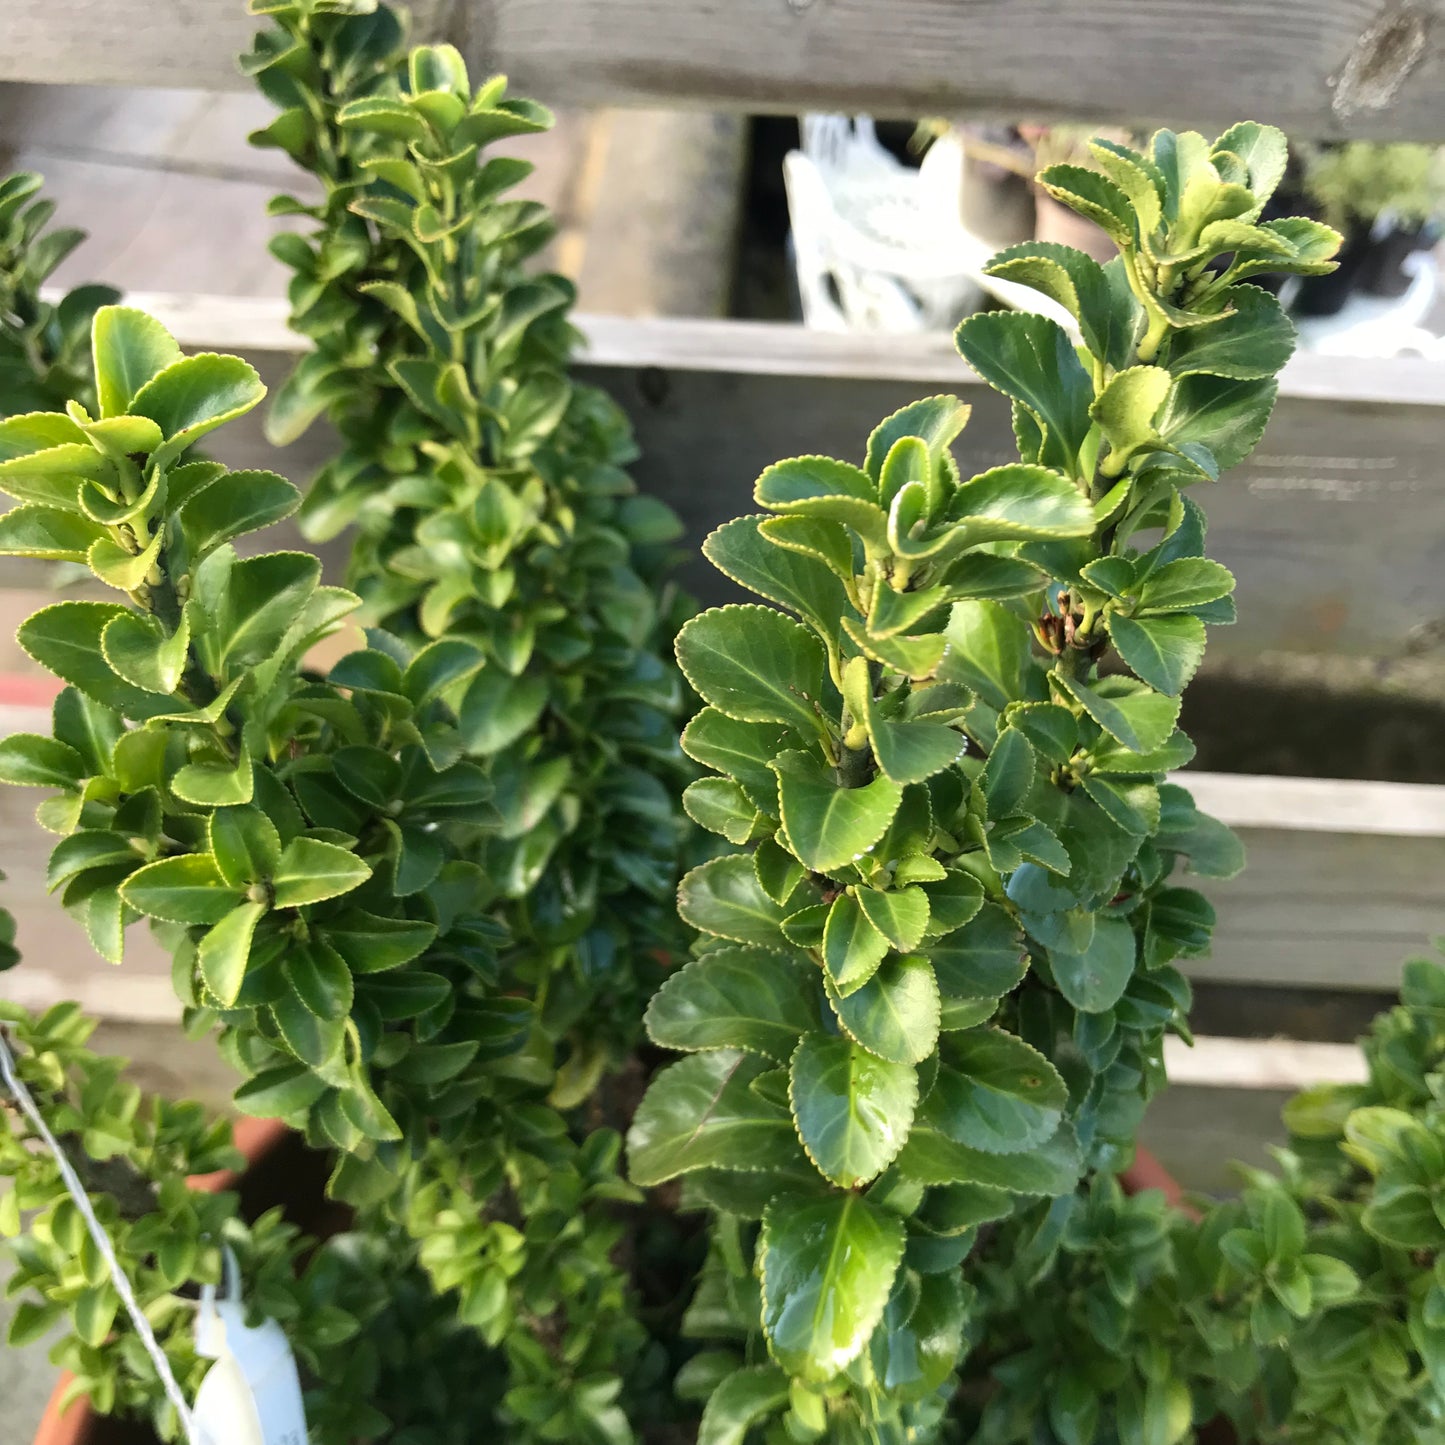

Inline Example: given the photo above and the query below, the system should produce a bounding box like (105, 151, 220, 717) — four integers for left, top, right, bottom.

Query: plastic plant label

(193, 1249, 307, 1445)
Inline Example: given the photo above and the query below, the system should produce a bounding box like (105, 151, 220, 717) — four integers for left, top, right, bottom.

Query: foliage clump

(1302, 141, 1445, 230)
(973, 940, 1445, 1445)
(626, 122, 1341, 1441)
(245, 0, 695, 1073)
(0, 171, 117, 418)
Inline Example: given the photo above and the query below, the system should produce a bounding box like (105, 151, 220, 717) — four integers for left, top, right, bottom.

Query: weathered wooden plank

(1163, 1035, 1365, 1088)
(1190, 825, 1445, 990)
(573, 330, 1445, 668)
(7, 0, 1445, 140)
(1184, 773, 1445, 837)
(130, 297, 1445, 408)
(1139, 1084, 1293, 1195)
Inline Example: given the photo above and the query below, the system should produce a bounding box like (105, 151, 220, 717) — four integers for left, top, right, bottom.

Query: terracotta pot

(1120, 1141, 1192, 1211)
(31, 1118, 334, 1445)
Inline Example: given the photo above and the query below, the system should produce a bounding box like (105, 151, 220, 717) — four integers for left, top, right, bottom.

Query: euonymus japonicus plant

(626, 125, 1342, 1441)
(0, 985, 350, 1441)
(245, 0, 694, 1076)
(0, 171, 119, 418)
(970, 944, 1445, 1445)
(0, 973, 537, 1445)
(0, 310, 651, 1443)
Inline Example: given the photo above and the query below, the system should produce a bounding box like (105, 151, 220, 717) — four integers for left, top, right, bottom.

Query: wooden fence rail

(8, 0, 1445, 139)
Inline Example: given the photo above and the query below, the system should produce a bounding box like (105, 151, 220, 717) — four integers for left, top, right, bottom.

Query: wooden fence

(7, 0, 1445, 138)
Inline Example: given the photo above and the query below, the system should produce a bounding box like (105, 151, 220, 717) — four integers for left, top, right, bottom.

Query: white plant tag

(193, 1249, 308, 1445)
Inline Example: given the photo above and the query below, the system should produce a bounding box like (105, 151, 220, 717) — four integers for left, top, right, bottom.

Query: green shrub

(244, 0, 695, 1076)
(972, 941, 1445, 1445)
(626, 122, 1341, 1441)
(0, 171, 117, 417)
(0, 302, 649, 1440)
(1302, 141, 1445, 229)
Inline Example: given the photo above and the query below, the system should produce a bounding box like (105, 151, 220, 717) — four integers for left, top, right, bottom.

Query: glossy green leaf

(1164, 285, 1295, 380)
(0, 733, 85, 789)
(120, 855, 240, 925)
(198, 900, 265, 1006)
(895, 1120, 1082, 1194)
(929, 1029, 1067, 1154)
(17, 601, 174, 718)
(864, 396, 971, 483)
(821, 892, 891, 996)
(188, 548, 321, 673)
(627, 1049, 806, 1186)
(677, 605, 830, 738)
(458, 667, 548, 754)
(47, 831, 140, 891)
(170, 752, 254, 808)
(1080, 773, 1161, 836)
(99, 611, 188, 696)
(0, 503, 105, 561)
(270, 836, 371, 908)
(1091, 366, 1171, 468)
(704, 515, 850, 636)
(1037, 163, 1134, 244)
(940, 600, 1040, 711)
(955, 312, 1094, 474)
(286, 939, 355, 1020)
(697, 1367, 789, 1445)
(862, 695, 966, 786)
(92, 305, 184, 418)
(1136, 557, 1236, 613)
(983, 727, 1036, 817)
(856, 886, 929, 952)
(1109, 612, 1202, 696)
(755, 455, 887, 546)
(984, 240, 1137, 369)
(772, 749, 902, 873)
(789, 1032, 917, 1186)
(1363, 1186, 1444, 1249)
(680, 855, 793, 947)
(645, 949, 824, 1062)
(827, 954, 940, 1065)
(1051, 914, 1137, 1013)
(758, 514, 857, 585)
(866, 1271, 969, 1403)
(130, 352, 266, 459)
(930, 902, 1026, 1000)
(319, 912, 438, 976)
(683, 777, 766, 844)
(1057, 675, 1181, 754)
(948, 464, 1094, 546)
(178, 468, 301, 554)
(1158, 373, 1277, 472)
(760, 1192, 905, 1383)
(682, 708, 792, 796)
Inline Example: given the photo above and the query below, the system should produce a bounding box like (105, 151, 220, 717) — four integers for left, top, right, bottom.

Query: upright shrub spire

(629, 124, 1341, 1441)
(0, 303, 647, 1442)
(245, 1, 694, 1078)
